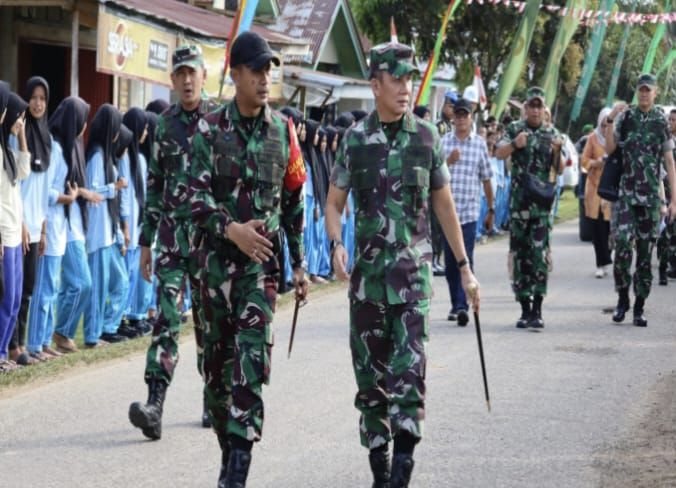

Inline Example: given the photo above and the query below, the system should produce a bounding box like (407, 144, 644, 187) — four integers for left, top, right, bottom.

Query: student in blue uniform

(84, 104, 128, 344)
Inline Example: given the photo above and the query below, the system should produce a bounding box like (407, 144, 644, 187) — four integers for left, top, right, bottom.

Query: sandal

(0, 359, 21, 372)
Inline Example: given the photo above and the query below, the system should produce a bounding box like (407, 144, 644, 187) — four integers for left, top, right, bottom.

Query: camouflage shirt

(139, 99, 217, 252)
(500, 120, 561, 219)
(191, 100, 305, 275)
(330, 110, 450, 305)
(436, 116, 453, 137)
(614, 106, 674, 207)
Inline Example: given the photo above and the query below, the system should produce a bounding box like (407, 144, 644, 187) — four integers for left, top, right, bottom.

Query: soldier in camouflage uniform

(326, 42, 480, 488)
(128, 45, 217, 440)
(656, 108, 676, 284)
(605, 74, 676, 326)
(190, 32, 307, 488)
(495, 86, 564, 329)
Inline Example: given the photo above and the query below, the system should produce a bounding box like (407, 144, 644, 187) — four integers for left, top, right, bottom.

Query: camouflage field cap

(526, 86, 546, 105)
(369, 42, 419, 79)
(172, 45, 204, 73)
(636, 73, 657, 89)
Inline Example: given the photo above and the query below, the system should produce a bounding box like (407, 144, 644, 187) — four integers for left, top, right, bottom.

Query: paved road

(1, 220, 675, 488)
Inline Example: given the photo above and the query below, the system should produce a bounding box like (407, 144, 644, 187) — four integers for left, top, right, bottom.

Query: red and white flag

(473, 65, 488, 109)
(390, 17, 398, 43)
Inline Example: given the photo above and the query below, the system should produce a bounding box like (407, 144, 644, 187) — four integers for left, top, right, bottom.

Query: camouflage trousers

(144, 249, 205, 385)
(350, 298, 430, 450)
(656, 217, 676, 269)
(509, 216, 551, 300)
(613, 200, 660, 298)
(201, 253, 276, 444)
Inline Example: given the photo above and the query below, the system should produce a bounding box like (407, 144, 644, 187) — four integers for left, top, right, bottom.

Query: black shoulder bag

(524, 131, 557, 210)
(597, 111, 630, 202)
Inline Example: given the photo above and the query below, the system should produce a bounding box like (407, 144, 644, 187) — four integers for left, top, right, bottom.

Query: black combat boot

(516, 298, 531, 328)
(202, 392, 211, 428)
(612, 288, 630, 323)
(529, 295, 544, 329)
(223, 449, 252, 488)
(369, 449, 391, 488)
(633, 296, 647, 327)
(659, 264, 668, 286)
(390, 453, 415, 488)
(128, 379, 167, 440)
(217, 442, 231, 488)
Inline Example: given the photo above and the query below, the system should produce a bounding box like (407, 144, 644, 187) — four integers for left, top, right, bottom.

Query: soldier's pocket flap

(352, 167, 379, 190)
(402, 166, 430, 188)
(402, 146, 433, 166)
(215, 154, 240, 178)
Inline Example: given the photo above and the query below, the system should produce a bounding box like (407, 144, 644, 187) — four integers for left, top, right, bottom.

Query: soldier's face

(525, 101, 544, 127)
(171, 66, 206, 111)
(636, 85, 656, 109)
(371, 72, 412, 119)
(232, 62, 272, 108)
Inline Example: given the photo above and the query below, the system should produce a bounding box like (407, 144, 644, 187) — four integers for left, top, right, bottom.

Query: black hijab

(141, 111, 158, 165)
(280, 107, 304, 126)
(86, 104, 123, 236)
(413, 105, 430, 120)
(24, 76, 52, 172)
(0, 81, 13, 183)
(335, 112, 355, 129)
(351, 110, 368, 123)
(2, 92, 29, 185)
(115, 124, 133, 160)
(315, 126, 330, 208)
(302, 119, 323, 206)
(49, 96, 90, 230)
(122, 108, 147, 215)
(145, 99, 170, 115)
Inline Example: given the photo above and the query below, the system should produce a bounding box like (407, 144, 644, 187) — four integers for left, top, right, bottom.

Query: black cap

(453, 98, 473, 114)
(230, 31, 280, 70)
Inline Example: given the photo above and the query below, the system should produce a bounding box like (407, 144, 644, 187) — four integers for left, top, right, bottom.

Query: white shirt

(1, 147, 31, 247)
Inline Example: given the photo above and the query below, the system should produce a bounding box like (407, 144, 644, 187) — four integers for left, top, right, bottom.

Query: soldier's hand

(514, 132, 529, 149)
(332, 244, 349, 281)
(462, 268, 481, 313)
(228, 220, 274, 264)
(610, 102, 628, 119)
(140, 246, 153, 283)
(293, 267, 308, 301)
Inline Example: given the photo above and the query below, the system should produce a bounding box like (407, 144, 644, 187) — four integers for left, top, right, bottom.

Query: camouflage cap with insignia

(636, 73, 657, 89)
(526, 86, 546, 105)
(172, 44, 204, 73)
(369, 42, 419, 79)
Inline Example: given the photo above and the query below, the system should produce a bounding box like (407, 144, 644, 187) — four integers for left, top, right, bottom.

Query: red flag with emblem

(284, 118, 307, 191)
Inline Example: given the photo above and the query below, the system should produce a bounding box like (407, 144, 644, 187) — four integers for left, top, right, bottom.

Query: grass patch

(554, 188, 579, 223)
(0, 279, 347, 393)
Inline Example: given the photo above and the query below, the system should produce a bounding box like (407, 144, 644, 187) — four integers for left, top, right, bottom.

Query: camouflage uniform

(139, 97, 216, 386)
(500, 118, 560, 300)
(331, 104, 450, 449)
(612, 106, 673, 299)
(191, 101, 305, 444)
(657, 146, 676, 274)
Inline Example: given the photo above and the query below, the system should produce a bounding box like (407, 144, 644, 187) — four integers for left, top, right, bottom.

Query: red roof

(105, 0, 298, 45)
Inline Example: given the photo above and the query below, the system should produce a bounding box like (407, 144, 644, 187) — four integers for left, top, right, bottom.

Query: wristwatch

(457, 257, 469, 269)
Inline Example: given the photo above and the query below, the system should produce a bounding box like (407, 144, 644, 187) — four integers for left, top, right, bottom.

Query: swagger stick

(467, 282, 491, 412)
(287, 297, 301, 359)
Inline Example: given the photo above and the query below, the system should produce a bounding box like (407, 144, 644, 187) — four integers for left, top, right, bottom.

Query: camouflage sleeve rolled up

(329, 133, 352, 191)
(190, 115, 234, 239)
(498, 122, 517, 148)
(281, 125, 305, 268)
(430, 128, 450, 190)
(139, 125, 163, 248)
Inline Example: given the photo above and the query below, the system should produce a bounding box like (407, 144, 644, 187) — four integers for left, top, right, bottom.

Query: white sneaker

(595, 267, 605, 278)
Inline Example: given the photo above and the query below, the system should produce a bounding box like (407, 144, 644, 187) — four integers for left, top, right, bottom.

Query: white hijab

(595, 107, 612, 148)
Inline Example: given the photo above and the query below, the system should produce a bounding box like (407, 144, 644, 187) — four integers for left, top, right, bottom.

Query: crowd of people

(1, 30, 675, 488)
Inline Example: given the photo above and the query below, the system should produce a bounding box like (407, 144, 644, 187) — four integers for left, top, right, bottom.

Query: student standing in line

(0, 89, 31, 372)
(84, 104, 128, 344)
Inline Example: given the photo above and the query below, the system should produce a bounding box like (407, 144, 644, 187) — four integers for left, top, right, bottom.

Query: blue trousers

(124, 247, 152, 320)
(342, 192, 356, 271)
(56, 240, 93, 341)
(317, 215, 331, 276)
(103, 246, 129, 334)
(442, 221, 477, 313)
(0, 245, 23, 359)
(26, 255, 62, 353)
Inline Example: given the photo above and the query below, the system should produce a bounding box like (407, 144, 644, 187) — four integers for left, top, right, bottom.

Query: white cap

(463, 85, 479, 104)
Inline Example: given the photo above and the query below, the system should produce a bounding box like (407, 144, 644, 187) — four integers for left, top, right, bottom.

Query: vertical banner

(569, 0, 615, 122)
(541, 0, 588, 107)
(490, 0, 543, 118)
(632, 0, 668, 103)
(605, 8, 634, 106)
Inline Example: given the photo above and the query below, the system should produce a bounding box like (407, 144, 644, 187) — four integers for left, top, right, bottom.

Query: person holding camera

(496, 86, 564, 329)
(604, 74, 676, 327)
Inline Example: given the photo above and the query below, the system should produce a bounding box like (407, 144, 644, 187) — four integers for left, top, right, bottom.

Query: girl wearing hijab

(29, 97, 92, 357)
(84, 104, 128, 345)
(8, 77, 58, 365)
(316, 126, 332, 278)
(0, 90, 31, 371)
(119, 109, 151, 337)
(582, 107, 613, 278)
(302, 120, 326, 284)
